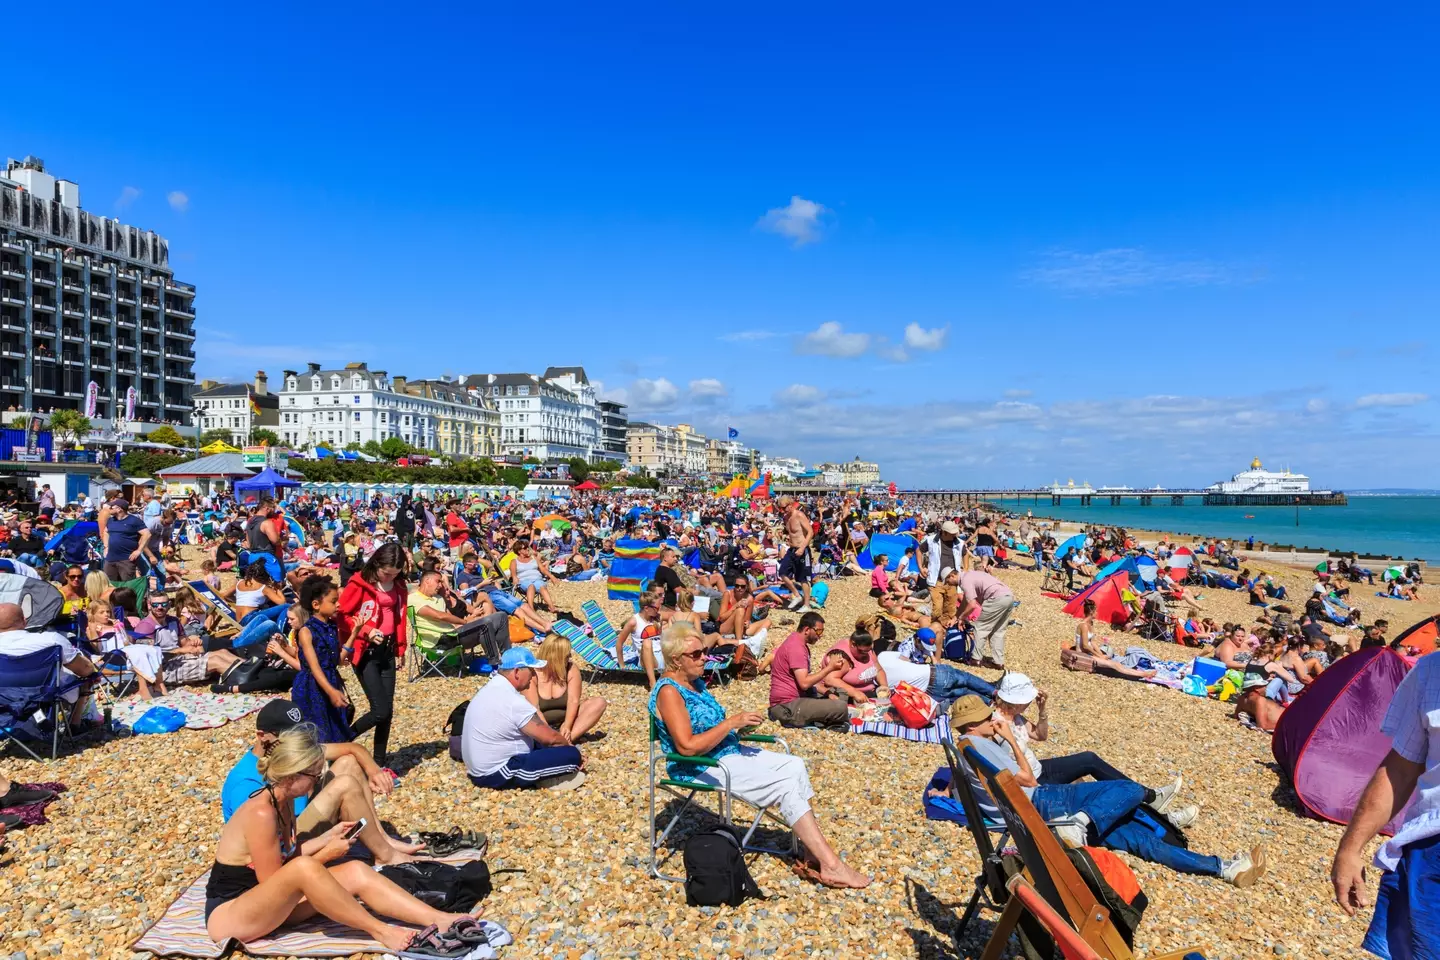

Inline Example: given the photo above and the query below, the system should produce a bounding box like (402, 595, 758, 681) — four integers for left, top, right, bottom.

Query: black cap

(256, 699, 304, 734)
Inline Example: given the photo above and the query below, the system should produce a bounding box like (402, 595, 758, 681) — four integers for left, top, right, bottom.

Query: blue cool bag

(131, 706, 187, 734)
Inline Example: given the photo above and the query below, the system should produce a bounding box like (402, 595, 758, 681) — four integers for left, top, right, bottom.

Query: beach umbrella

(1383, 566, 1406, 582)
(1055, 533, 1087, 560)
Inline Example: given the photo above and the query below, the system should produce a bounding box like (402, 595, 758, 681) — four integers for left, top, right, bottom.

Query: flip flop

(0, 814, 22, 831)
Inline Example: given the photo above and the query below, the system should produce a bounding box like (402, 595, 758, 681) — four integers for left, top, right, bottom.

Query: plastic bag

(131, 706, 187, 734)
(890, 681, 938, 729)
(1181, 675, 1209, 697)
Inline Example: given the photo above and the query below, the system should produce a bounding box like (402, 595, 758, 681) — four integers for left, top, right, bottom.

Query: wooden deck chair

(942, 737, 1016, 943)
(186, 580, 242, 638)
(961, 744, 1207, 960)
(648, 714, 796, 882)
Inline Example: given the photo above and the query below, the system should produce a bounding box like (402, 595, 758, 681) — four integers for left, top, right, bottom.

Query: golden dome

(1250, 457, 1263, 470)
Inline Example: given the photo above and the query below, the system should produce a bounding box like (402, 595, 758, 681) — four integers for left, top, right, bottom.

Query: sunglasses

(679, 650, 706, 662)
(66, 574, 82, 581)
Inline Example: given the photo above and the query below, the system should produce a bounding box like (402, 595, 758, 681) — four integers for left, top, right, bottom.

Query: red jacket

(338, 574, 409, 664)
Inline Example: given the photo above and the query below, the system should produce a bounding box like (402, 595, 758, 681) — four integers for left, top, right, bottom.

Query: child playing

(198, 558, 222, 592)
(87, 598, 167, 699)
(290, 574, 355, 743)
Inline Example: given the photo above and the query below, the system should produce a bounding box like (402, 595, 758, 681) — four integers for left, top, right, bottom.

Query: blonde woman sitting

(524, 634, 608, 743)
(649, 622, 870, 890)
(206, 724, 481, 953)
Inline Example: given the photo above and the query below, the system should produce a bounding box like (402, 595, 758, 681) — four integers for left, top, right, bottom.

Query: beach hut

(1062, 572, 1132, 628)
(1273, 647, 1414, 835)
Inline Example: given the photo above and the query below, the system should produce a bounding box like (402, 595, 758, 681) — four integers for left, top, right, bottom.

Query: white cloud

(1004, 389, 1034, 399)
(627, 377, 681, 411)
(1021, 248, 1238, 293)
(902, 322, 949, 352)
(718, 330, 777, 342)
(167, 190, 189, 213)
(775, 384, 824, 406)
(689, 378, 728, 399)
(797, 321, 871, 358)
(115, 186, 141, 209)
(755, 195, 830, 247)
(1305, 398, 1329, 414)
(1356, 393, 1429, 408)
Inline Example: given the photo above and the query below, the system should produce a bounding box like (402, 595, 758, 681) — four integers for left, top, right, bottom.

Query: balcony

(31, 273, 55, 287)
(1, 343, 24, 358)
(62, 303, 85, 318)
(165, 345, 195, 360)
(166, 302, 195, 318)
(91, 286, 112, 299)
(1, 240, 24, 253)
(32, 299, 55, 312)
(141, 345, 159, 356)
(165, 280, 195, 295)
(62, 328, 85, 342)
(0, 316, 21, 331)
(90, 330, 113, 345)
(62, 280, 85, 294)
(0, 293, 22, 307)
(142, 276, 159, 287)
(0, 266, 22, 280)
(92, 312, 114, 323)
(165, 325, 195, 340)
(33, 323, 57, 337)
(92, 359, 112, 371)
(116, 339, 137, 351)
(141, 321, 160, 334)
(116, 294, 136, 306)
(117, 363, 136, 375)
(117, 317, 136, 328)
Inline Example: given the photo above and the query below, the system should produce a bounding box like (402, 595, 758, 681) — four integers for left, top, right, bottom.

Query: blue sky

(4, 3, 1437, 487)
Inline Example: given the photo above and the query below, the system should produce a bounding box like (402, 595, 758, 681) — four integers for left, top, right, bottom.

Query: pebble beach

(4, 545, 1438, 960)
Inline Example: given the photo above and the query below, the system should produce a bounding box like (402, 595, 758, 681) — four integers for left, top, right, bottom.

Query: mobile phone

(342, 818, 367, 841)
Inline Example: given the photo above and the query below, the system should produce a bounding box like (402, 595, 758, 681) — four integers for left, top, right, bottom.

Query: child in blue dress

(290, 575, 355, 743)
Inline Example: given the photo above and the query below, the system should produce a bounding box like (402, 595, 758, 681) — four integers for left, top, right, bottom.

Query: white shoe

(1221, 846, 1268, 887)
(1151, 775, 1183, 815)
(537, 770, 587, 791)
(1167, 804, 1200, 829)
(1051, 813, 1091, 850)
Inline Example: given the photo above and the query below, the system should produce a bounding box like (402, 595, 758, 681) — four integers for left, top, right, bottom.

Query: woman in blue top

(650, 623, 870, 890)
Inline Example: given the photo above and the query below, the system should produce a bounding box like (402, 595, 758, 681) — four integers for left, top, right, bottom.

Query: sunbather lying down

(1066, 600, 1157, 680)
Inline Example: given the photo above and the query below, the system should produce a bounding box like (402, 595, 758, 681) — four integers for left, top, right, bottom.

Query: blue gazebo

(234, 466, 301, 504)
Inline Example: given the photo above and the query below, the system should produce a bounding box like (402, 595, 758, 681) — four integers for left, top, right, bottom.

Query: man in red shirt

(767, 612, 849, 728)
(444, 501, 470, 556)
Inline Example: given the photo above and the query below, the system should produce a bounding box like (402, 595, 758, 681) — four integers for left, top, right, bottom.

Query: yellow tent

(201, 440, 241, 455)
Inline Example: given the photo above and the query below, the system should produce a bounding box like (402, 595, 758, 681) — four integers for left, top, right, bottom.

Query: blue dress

(648, 678, 740, 781)
(291, 616, 355, 743)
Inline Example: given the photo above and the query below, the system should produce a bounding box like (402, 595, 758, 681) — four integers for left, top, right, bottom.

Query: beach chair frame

(961, 744, 1208, 960)
(0, 647, 85, 761)
(186, 580, 242, 638)
(403, 607, 469, 682)
(942, 737, 1015, 944)
(647, 715, 797, 883)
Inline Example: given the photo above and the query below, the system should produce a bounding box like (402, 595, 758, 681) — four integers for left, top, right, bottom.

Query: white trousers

(691, 746, 814, 826)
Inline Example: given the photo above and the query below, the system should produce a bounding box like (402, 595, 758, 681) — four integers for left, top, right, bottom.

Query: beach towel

(132, 853, 509, 959)
(110, 689, 268, 731)
(848, 713, 952, 744)
(0, 780, 65, 827)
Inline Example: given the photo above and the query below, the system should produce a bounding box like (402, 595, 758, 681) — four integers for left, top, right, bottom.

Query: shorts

(778, 547, 811, 584)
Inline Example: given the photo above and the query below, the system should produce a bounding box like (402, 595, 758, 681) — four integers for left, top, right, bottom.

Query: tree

(10, 415, 28, 429)
(47, 409, 93, 449)
(250, 428, 281, 446)
(120, 450, 187, 477)
(148, 425, 186, 448)
(566, 457, 591, 483)
(499, 466, 531, 489)
(590, 459, 622, 473)
(343, 441, 362, 452)
(379, 436, 413, 460)
(361, 440, 384, 458)
(200, 428, 236, 446)
(523, 456, 541, 465)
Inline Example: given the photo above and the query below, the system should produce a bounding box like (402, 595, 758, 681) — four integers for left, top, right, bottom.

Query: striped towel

(848, 713, 952, 744)
(132, 852, 495, 958)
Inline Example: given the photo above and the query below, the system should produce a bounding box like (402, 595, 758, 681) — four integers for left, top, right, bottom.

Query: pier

(899, 488, 1348, 508)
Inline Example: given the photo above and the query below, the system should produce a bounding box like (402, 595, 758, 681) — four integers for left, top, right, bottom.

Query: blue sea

(986, 495, 1440, 562)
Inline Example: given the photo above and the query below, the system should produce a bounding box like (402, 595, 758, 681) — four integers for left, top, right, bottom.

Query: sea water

(985, 495, 1440, 562)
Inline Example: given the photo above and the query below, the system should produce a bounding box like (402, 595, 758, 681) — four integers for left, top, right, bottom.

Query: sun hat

(996, 673, 1038, 705)
(949, 695, 992, 727)
(941, 520, 960, 536)
(499, 647, 543, 671)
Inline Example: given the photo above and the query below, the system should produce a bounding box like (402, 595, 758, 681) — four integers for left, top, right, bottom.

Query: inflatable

(1062, 572, 1131, 628)
(1272, 647, 1414, 834)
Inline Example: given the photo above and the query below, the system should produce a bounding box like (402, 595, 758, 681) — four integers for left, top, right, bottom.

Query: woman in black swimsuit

(205, 724, 479, 953)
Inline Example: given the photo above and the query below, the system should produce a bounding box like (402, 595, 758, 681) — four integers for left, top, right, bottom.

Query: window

(286, 377, 296, 390)
(311, 377, 321, 390)
(353, 395, 360, 404)
(353, 412, 360, 421)
(331, 375, 341, 389)
(518, 385, 529, 396)
(352, 376, 363, 389)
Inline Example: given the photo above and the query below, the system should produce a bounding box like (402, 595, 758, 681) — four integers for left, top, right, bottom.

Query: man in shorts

(778, 496, 814, 612)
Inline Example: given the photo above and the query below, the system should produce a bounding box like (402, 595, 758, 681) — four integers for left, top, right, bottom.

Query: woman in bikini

(1065, 599, 1157, 680)
(524, 633, 607, 743)
(206, 725, 483, 955)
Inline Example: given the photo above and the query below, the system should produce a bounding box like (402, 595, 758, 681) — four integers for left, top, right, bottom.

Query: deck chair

(942, 737, 1017, 943)
(962, 744, 1207, 960)
(554, 614, 645, 680)
(1040, 563, 1070, 595)
(0, 647, 87, 761)
(404, 607, 469, 682)
(648, 714, 797, 882)
(186, 580, 242, 638)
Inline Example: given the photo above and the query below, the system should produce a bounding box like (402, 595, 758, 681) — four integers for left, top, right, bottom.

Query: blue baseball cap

(915, 627, 937, 644)
(499, 647, 543, 671)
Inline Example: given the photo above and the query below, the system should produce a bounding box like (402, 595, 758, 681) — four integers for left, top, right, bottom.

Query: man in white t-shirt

(0, 602, 97, 727)
(462, 647, 584, 790)
(874, 629, 995, 711)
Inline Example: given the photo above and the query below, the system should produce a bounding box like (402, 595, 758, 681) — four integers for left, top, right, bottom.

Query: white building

(275, 362, 494, 455)
(464, 368, 600, 461)
(194, 371, 279, 445)
(1206, 458, 1314, 495)
(760, 455, 805, 480)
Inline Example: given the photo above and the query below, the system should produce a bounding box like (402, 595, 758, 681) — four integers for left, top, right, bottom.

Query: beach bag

(734, 645, 759, 681)
(379, 859, 492, 912)
(683, 827, 764, 907)
(1181, 675, 1209, 697)
(1061, 648, 1095, 673)
(131, 706, 187, 734)
(508, 616, 534, 643)
(890, 682, 938, 729)
(446, 700, 469, 761)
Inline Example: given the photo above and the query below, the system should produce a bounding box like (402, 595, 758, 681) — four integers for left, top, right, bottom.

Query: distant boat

(1244, 514, 1255, 519)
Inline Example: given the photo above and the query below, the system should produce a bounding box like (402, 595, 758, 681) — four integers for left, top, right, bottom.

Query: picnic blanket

(1144, 657, 1193, 691)
(0, 781, 65, 827)
(111, 689, 269, 731)
(847, 713, 952, 744)
(133, 852, 508, 958)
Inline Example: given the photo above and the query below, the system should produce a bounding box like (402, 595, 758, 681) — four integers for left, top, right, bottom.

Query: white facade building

(760, 456, 805, 480)
(464, 368, 600, 461)
(1206, 458, 1314, 495)
(194, 371, 279, 445)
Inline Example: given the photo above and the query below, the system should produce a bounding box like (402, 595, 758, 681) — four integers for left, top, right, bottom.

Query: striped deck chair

(552, 616, 643, 678)
(186, 580, 242, 637)
(575, 600, 733, 682)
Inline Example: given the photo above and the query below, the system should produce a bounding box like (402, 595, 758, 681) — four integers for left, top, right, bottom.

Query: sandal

(395, 924, 470, 959)
(416, 828, 489, 857)
(444, 917, 491, 945)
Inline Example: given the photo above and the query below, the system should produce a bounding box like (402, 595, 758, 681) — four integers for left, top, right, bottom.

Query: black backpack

(682, 828, 764, 907)
(379, 859, 491, 912)
(447, 700, 469, 762)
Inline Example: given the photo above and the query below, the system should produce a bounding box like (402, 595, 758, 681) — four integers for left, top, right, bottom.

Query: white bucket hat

(996, 672, 1038, 705)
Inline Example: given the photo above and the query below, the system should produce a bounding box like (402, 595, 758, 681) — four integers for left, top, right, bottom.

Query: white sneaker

(1221, 846, 1268, 887)
(1151, 775, 1183, 815)
(1167, 804, 1200, 829)
(1051, 812, 1091, 850)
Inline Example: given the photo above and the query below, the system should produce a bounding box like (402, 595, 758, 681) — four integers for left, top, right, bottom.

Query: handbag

(890, 681, 938, 729)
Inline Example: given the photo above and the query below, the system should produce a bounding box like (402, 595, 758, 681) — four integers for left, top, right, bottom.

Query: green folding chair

(404, 607, 469, 682)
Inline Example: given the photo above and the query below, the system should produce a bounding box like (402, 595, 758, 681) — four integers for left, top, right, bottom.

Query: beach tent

(857, 533, 918, 571)
(1134, 555, 1159, 586)
(608, 539, 663, 601)
(233, 467, 300, 503)
(572, 479, 599, 492)
(1055, 534, 1087, 562)
(1391, 615, 1440, 655)
(1062, 572, 1132, 627)
(1273, 647, 1414, 835)
(200, 440, 241, 455)
(1093, 555, 1140, 584)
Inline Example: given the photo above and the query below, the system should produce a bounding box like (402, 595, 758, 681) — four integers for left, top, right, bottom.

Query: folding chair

(404, 607, 469, 682)
(961, 744, 1207, 960)
(552, 616, 645, 681)
(0, 647, 87, 761)
(71, 611, 138, 701)
(648, 714, 797, 882)
(942, 737, 1017, 944)
(186, 580, 243, 639)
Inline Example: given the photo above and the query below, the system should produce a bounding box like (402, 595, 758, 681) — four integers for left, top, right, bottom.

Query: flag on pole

(248, 389, 261, 418)
(727, 427, 739, 439)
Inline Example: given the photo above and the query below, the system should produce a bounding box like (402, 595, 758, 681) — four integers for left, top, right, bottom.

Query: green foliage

(288, 456, 503, 487)
(626, 473, 660, 490)
(47, 409, 92, 447)
(343, 441, 362, 452)
(499, 466, 531, 489)
(361, 440, 383, 457)
(200, 428, 235, 446)
(121, 450, 187, 477)
(590, 459, 623, 473)
(379, 436, 415, 460)
(147, 425, 187, 448)
(566, 457, 591, 482)
(523, 456, 541, 465)
(250, 428, 281, 446)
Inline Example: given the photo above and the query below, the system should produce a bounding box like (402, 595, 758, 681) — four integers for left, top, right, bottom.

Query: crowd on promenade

(0, 477, 1432, 958)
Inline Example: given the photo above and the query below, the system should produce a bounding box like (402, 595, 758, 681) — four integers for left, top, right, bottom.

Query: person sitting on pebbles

(651, 622, 870, 889)
(951, 695, 1267, 888)
(875, 627, 995, 712)
(206, 723, 485, 956)
(461, 647, 586, 790)
(221, 700, 425, 865)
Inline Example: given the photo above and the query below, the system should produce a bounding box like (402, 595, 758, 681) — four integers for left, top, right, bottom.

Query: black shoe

(0, 785, 56, 808)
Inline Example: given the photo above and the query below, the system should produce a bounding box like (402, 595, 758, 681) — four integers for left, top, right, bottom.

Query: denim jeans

(1031, 779, 1146, 838)
(1104, 819, 1221, 876)
(929, 664, 996, 708)
(232, 603, 291, 648)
